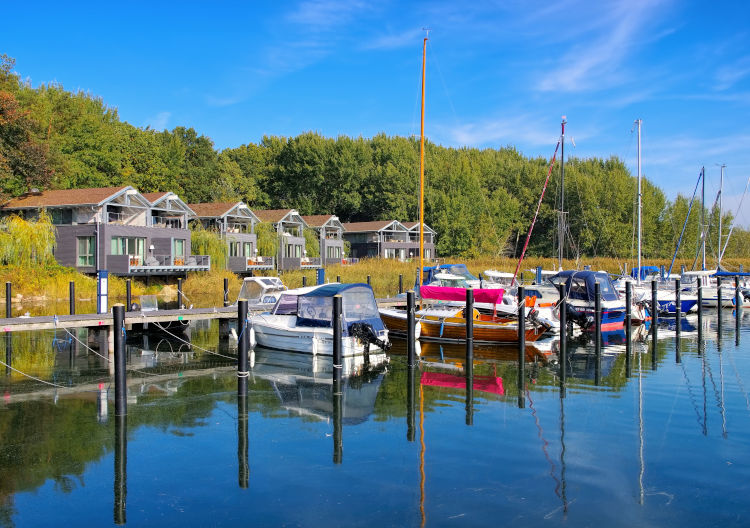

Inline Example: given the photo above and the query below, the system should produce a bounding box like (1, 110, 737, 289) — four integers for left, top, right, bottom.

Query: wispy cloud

(536, 0, 667, 93)
(363, 28, 423, 51)
(715, 56, 750, 91)
(145, 111, 170, 130)
(286, 0, 368, 31)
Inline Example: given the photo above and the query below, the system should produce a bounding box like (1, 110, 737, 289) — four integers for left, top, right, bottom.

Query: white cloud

(145, 111, 170, 130)
(715, 56, 750, 91)
(363, 28, 423, 51)
(286, 0, 368, 31)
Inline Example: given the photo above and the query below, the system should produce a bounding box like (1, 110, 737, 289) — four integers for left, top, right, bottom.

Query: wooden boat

(379, 305, 549, 344)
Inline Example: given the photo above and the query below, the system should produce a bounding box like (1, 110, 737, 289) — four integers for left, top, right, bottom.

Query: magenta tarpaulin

(420, 285, 504, 304)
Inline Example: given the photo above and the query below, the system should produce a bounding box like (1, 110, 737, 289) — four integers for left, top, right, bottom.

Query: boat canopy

(630, 266, 660, 281)
(237, 276, 286, 304)
(279, 283, 384, 335)
(421, 285, 505, 305)
(421, 263, 478, 285)
(550, 270, 621, 302)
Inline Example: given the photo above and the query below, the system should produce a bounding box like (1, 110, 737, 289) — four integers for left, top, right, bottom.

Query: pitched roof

(301, 214, 336, 227)
(187, 202, 241, 218)
(341, 220, 399, 232)
(402, 221, 435, 233)
(142, 191, 170, 204)
(253, 209, 296, 223)
(2, 186, 130, 209)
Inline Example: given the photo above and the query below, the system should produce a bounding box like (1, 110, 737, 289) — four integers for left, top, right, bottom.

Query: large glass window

(51, 209, 73, 225)
(173, 238, 185, 257)
(77, 236, 95, 267)
(111, 237, 145, 257)
(229, 242, 240, 257)
(243, 242, 253, 257)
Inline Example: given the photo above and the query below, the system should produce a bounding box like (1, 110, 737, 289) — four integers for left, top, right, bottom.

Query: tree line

(1, 54, 747, 263)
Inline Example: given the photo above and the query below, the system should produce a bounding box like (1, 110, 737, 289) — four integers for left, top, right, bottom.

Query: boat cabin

(237, 276, 287, 306)
(548, 270, 621, 302)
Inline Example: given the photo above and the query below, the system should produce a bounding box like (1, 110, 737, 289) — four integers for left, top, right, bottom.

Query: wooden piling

(125, 280, 131, 312)
(113, 304, 127, 416)
(5, 282, 10, 319)
(399, 274, 403, 294)
(675, 278, 681, 336)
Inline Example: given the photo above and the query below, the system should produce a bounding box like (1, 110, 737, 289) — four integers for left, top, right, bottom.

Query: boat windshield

(444, 265, 478, 281)
(439, 277, 470, 288)
(343, 289, 380, 322)
(273, 294, 299, 315)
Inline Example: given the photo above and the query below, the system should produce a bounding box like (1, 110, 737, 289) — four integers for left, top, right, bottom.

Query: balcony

(106, 254, 211, 275)
(300, 257, 322, 269)
(228, 255, 276, 272)
(151, 216, 184, 229)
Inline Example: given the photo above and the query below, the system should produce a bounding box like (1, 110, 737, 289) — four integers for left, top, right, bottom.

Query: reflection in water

(238, 391, 249, 488)
(114, 414, 127, 525)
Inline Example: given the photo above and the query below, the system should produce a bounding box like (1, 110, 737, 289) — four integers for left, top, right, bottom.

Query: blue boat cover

(297, 283, 385, 335)
(630, 266, 660, 281)
(550, 270, 621, 302)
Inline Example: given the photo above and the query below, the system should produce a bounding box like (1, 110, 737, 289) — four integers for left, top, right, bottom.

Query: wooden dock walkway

(0, 298, 406, 333)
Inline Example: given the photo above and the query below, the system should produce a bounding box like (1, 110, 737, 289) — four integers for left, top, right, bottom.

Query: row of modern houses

(0, 186, 437, 276)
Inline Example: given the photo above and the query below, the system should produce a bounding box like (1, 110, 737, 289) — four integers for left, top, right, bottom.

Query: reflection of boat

(380, 303, 549, 345)
(250, 346, 386, 424)
(421, 371, 504, 395)
(388, 338, 556, 364)
(250, 283, 390, 357)
(549, 271, 627, 330)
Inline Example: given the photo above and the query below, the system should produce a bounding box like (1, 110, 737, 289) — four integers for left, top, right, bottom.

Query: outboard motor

(349, 322, 392, 367)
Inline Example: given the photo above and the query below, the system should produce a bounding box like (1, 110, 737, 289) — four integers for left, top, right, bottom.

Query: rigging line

(0, 358, 70, 389)
(704, 351, 727, 437)
(152, 321, 238, 361)
(720, 174, 750, 260)
(726, 347, 750, 413)
(426, 40, 461, 132)
(638, 347, 644, 505)
(678, 354, 705, 432)
(526, 387, 563, 500)
(668, 170, 702, 275)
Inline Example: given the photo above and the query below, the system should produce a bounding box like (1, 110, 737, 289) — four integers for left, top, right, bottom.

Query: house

(188, 202, 275, 272)
(401, 222, 437, 260)
(1, 186, 210, 275)
(342, 220, 436, 260)
(253, 209, 319, 270)
(300, 215, 345, 266)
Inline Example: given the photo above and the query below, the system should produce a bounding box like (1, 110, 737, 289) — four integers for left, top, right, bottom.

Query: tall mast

(718, 164, 725, 267)
(701, 166, 706, 270)
(418, 34, 428, 287)
(636, 119, 642, 284)
(558, 116, 566, 270)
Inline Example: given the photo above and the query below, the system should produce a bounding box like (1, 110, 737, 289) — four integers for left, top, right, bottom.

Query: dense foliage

(1, 55, 747, 261)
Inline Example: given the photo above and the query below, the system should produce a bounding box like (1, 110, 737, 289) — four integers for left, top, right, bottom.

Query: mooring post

(238, 389, 249, 489)
(367, 275, 371, 286)
(520, 272, 525, 285)
(651, 279, 658, 370)
(223, 278, 229, 307)
(113, 304, 127, 416)
(735, 276, 742, 313)
(675, 278, 681, 336)
(177, 278, 183, 309)
(594, 281, 602, 355)
(5, 282, 10, 319)
(407, 363, 416, 442)
(69, 281, 76, 316)
(336, 275, 341, 284)
(302, 275, 307, 287)
(625, 281, 632, 377)
(399, 274, 403, 295)
(407, 290, 416, 367)
(558, 283, 567, 395)
(333, 295, 343, 385)
(465, 288, 474, 364)
(114, 413, 127, 525)
(717, 276, 723, 314)
(518, 285, 526, 409)
(237, 300, 248, 396)
(125, 279, 131, 312)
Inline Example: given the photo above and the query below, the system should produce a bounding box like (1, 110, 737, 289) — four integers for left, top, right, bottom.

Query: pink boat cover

(420, 285, 504, 305)
(421, 372, 505, 395)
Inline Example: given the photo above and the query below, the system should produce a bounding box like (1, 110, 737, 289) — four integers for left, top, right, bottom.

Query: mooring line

(0, 358, 70, 389)
(152, 321, 238, 361)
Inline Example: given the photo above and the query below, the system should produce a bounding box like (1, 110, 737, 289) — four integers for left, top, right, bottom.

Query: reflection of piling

(333, 295, 343, 386)
(625, 281, 632, 377)
(333, 380, 343, 464)
(5, 333, 11, 376)
(70, 281, 76, 315)
(517, 286, 525, 409)
(651, 280, 658, 369)
(407, 291, 416, 367)
(465, 356, 473, 426)
(114, 414, 127, 525)
(238, 392, 249, 489)
(113, 305, 127, 416)
(407, 365, 416, 442)
(558, 283, 567, 396)
(237, 300, 249, 396)
(697, 280, 704, 349)
(224, 278, 229, 307)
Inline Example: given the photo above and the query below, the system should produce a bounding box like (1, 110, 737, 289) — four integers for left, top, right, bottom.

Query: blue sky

(3, 1, 750, 223)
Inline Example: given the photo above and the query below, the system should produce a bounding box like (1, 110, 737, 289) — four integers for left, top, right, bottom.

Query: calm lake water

(1, 312, 749, 527)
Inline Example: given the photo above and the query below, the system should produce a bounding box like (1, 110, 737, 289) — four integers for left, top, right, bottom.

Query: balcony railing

(106, 254, 210, 274)
(151, 216, 184, 229)
(228, 255, 276, 272)
(300, 257, 322, 269)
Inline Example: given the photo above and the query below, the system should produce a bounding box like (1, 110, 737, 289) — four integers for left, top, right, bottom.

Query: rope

(152, 321, 238, 361)
(237, 371, 250, 378)
(0, 358, 71, 389)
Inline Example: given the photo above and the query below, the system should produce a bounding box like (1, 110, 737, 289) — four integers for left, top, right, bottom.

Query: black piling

(465, 288, 474, 425)
(407, 291, 416, 367)
(594, 282, 602, 386)
(69, 281, 76, 315)
(125, 279, 131, 312)
(717, 276, 723, 316)
(558, 283, 567, 396)
(238, 390, 249, 489)
(367, 275, 371, 286)
(399, 274, 403, 295)
(333, 295, 343, 386)
(675, 278, 681, 337)
(177, 278, 183, 309)
(625, 281, 632, 377)
(5, 282, 10, 319)
(237, 300, 249, 396)
(302, 275, 307, 287)
(736, 276, 741, 344)
(518, 286, 525, 409)
(114, 414, 127, 525)
(113, 304, 127, 416)
(651, 280, 658, 369)
(336, 275, 341, 283)
(407, 364, 416, 442)
(224, 278, 229, 307)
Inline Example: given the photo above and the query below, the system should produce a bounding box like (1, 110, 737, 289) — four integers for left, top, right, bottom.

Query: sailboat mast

(718, 164, 725, 267)
(558, 116, 566, 270)
(701, 166, 706, 270)
(419, 35, 427, 287)
(636, 119, 642, 284)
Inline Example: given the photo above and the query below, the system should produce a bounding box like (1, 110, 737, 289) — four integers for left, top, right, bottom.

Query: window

(111, 237, 145, 257)
(243, 242, 253, 257)
(327, 246, 341, 258)
(51, 209, 73, 225)
(229, 242, 240, 257)
(173, 239, 185, 257)
(77, 236, 95, 267)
